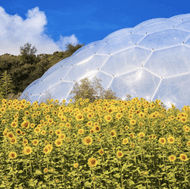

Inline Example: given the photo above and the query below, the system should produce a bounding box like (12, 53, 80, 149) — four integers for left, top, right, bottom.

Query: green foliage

(0, 70, 14, 99)
(0, 43, 83, 97)
(20, 43, 37, 65)
(70, 77, 118, 102)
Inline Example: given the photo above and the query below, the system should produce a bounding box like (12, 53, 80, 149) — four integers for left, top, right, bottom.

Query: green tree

(20, 43, 37, 65)
(70, 77, 118, 102)
(0, 70, 14, 99)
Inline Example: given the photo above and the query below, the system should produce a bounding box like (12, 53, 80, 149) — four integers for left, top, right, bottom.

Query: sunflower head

(116, 151, 124, 158)
(23, 146, 32, 155)
(82, 136, 93, 145)
(159, 137, 166, 145)
(9, 152, 17, 159)
(88, 157, 98, 168)
(180, 154, 188, 161)
(168, 155, 176, 162)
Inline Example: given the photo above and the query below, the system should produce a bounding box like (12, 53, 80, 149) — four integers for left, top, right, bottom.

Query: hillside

(0, 44, 83, 100)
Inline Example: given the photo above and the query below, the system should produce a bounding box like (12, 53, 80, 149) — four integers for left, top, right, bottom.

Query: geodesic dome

(20, 13, 190, 109)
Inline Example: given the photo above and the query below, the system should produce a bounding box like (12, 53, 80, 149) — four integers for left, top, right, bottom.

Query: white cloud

(0, 6, 79, 55)
(57, 34, 79, 51)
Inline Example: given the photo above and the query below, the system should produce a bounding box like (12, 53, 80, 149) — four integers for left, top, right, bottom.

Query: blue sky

(0, 0, 190, 54)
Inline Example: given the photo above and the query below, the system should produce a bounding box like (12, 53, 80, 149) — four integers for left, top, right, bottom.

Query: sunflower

(55, 129, 62, 135)
(9, 151, 17, 159)
(116, 113, 123, 120)
(16, 129, 22, 135)
(129, 133, 135, 139)
(138, 112, 145, 118)
(3, 128, 8, 137)
(58, 133, 66, 140)
(87, 113, 94, 119)
(90, 129, 94, 134)
(43, 168, 48, 173)
(30, 123, 35, 128)
(167, 136, 175, 144)
(7, 132, 14, 139)
(86, 121, 93, 127)
(76, 113, 84, 121)
(43, 146, 50, 154)
(125, 125, 129, 130)
(88, 157, 98, 168)
(104, 115, 112, 122)
(10, 137, 17, 144)
(78, 129, 84, 135)
(168, 155, 176, 162)
(138, 132, 145, 138)
(183, 126, 190, 133)
(82, 136, 93, 145)
(159, 137, 166, 145)
(23, 146, 32, 155)
(179, 154, 188, 161)
(130, 119, 136, 126)
(187, 141, 190, 147)
(41, 130, 46, 135)
(55, 139, 62, 147)
(65, 122, 71, 128)
(21, 120, 30, 129)
(73, 163, 79, 168)
(23, 138, 28, 146)
(11, 121, 18, 128)
(180, 117, 187, 123)
(110, 130, 117, 137)
(34, 127, 41, 134)
(32, 139, 39, 146)
(116, 151, 124, 158)
(98, 148, 104, 155)
(93, 125, 101, 132)
(122, 138, 129, 144)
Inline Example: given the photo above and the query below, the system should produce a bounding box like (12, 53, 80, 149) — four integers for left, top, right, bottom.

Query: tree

(0, 70, 14, 99)
(20, 43, 37, 65)
(70, 77, 118, 102)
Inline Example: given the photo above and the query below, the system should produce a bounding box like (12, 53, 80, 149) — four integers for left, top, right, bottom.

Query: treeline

(0, 43, 83, 100)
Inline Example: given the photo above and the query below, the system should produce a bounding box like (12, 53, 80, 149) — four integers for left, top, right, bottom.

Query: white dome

(20, 13, 190, 109)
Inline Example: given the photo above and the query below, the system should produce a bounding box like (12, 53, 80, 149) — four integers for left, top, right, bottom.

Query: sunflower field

(0, 97, 189, 188)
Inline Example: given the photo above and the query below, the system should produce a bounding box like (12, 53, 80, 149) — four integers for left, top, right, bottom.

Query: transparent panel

(101, 47, 151, 76)
(20, 94, 41, 103)
(94, 71, 113, 89)
(104, 28, 132, 40)
(70, 40, 104, 62)
(177, 21, 190, 32)
(40, 57, 73, 80)
(145, 46, 190, 77)
(40, 66, 72, 89)
(169, 14, 190, 24)
(185, 37, 190, 45)
(134, 20, 174, 35)
(64, 55, 108, 81)
(43, 81, 73, 101)
(110, 69, 160, 100)
(139, 29, 189, 49)
(21, 78, 41, 95)
(153, 73, 190, 109)
(97, 33, 144, 54)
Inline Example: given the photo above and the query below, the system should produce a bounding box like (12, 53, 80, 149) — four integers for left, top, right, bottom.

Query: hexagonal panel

(145, 46, 190, 77)
(64, 55, 108, 81)
(153, 73, 190, 108)
(110, 69, 160, 100)
(101, 47, 151, 76)
(138, 29, 189, 49)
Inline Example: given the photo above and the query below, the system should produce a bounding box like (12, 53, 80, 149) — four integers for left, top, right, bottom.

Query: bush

(70, 77, 118, 102)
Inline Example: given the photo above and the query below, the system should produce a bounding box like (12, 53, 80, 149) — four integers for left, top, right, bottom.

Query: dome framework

(20, 13, 190, 109)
